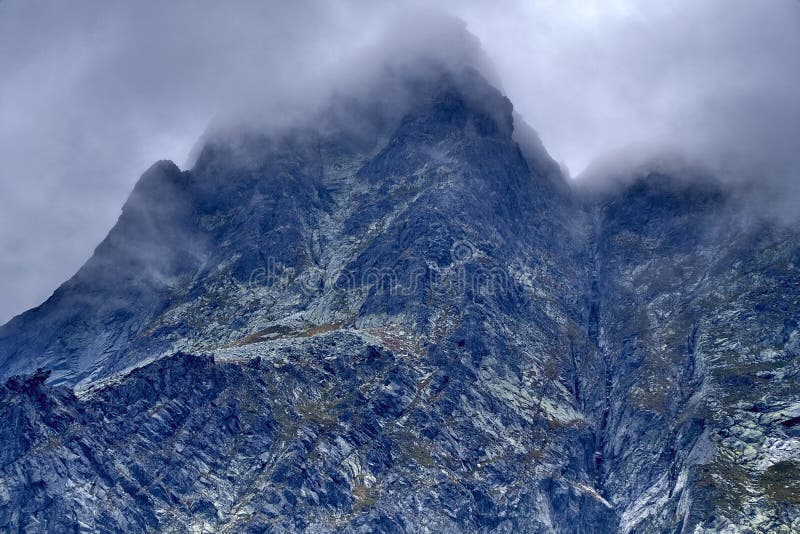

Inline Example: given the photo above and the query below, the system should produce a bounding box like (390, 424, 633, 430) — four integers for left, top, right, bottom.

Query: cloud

(1, 0, 799, 323)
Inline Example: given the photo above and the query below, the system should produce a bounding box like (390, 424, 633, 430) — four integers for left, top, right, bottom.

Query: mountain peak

(3, 25, 798, 528)
(201, 12, 503, 154)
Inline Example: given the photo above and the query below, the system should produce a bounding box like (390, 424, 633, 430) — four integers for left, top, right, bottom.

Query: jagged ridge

(0, 66, 799, 532)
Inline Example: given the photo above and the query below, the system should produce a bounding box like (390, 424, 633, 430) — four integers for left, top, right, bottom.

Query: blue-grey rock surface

(0, 64, 798, 533)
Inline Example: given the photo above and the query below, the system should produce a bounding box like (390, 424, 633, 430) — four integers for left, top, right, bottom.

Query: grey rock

(0, 63, 798, 532)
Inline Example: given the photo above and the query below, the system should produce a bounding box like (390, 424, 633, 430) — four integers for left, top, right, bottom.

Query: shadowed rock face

(0, 66, 798, 532)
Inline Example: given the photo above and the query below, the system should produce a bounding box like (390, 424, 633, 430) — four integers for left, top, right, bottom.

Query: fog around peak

(1, 0, 799, 323)
(200, 10, 498, 151)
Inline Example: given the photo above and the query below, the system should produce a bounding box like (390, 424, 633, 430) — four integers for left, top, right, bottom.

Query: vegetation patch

(228, 321, 349, 347)
(352, 481, 380, 513)
(695, 455, 752, 512)
(760, 460, 800, 504)
(406, 443, 436, 468)
(296, 399, 340, 427)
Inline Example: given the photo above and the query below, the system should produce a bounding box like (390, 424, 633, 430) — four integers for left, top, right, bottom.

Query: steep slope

(0, 68, 616, 531)
(0, 68, 580, 388)
(583, 174, 800, 532)
(1, 333, 614, 532)
(0, 159, 204, 383)
(1, 64, 799, 532)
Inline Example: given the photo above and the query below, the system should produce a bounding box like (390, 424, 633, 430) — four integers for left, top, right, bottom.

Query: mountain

(1, 64, 799, 532)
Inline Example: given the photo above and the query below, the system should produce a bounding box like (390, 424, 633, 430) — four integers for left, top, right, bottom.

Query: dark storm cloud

(1, 0, 799, 323)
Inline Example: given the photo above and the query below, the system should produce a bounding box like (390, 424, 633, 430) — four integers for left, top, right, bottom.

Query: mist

(1, 0, 799, 323)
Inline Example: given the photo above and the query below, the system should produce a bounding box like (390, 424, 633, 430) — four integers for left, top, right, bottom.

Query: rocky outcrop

(0, 64, 798, 532)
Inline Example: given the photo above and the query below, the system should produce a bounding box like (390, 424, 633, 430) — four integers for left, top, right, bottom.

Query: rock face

(0, 65, 798, 532)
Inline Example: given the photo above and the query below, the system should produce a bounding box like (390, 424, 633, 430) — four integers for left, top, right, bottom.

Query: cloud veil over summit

(1, 2, 800, 532)
(2, 0, 800, 323)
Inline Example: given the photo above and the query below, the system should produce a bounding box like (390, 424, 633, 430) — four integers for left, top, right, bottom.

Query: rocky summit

(0, 64, 799, 533)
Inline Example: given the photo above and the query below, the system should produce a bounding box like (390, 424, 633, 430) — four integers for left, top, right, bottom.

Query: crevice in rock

(585, 211, 613, 498)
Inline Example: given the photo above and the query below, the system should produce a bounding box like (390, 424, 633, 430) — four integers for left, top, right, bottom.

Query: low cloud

(1, 0, 799, 322)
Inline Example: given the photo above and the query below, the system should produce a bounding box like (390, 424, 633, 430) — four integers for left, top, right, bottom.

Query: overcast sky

(1, 0, 799, 324)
